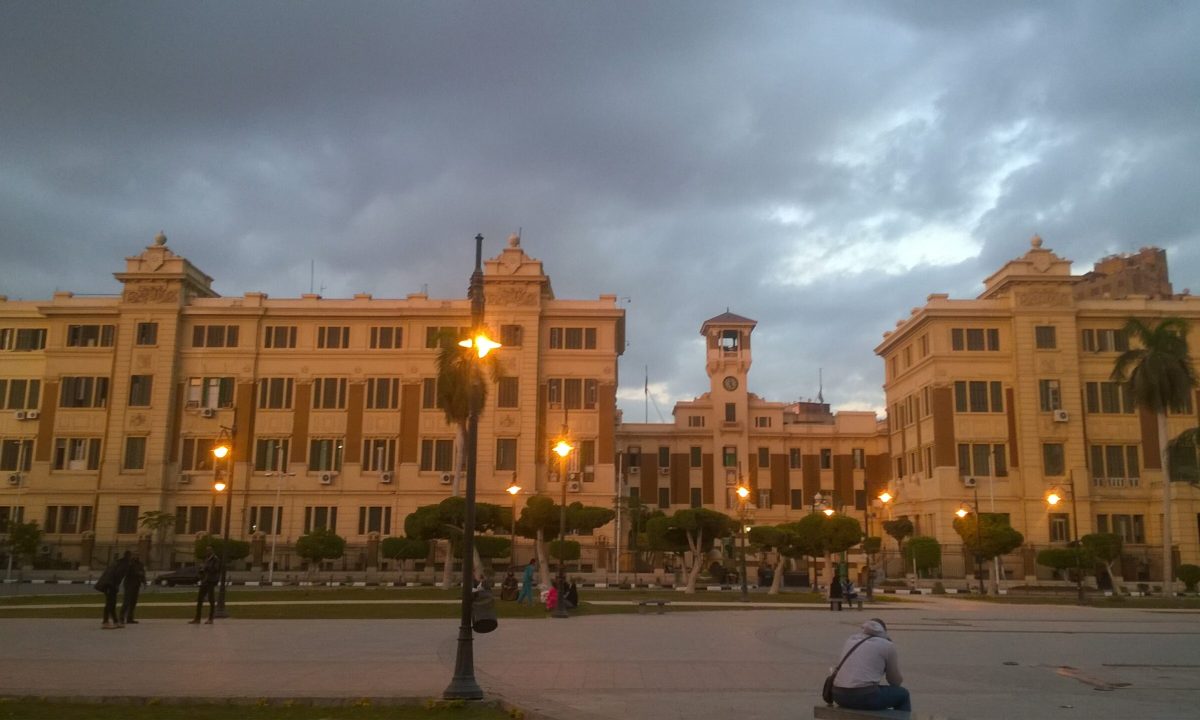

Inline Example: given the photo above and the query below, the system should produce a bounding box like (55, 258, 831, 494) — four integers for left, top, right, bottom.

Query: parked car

(154, 565, 201, 586)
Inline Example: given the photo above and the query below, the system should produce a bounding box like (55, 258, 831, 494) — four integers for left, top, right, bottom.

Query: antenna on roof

(818, 368, 824, 404)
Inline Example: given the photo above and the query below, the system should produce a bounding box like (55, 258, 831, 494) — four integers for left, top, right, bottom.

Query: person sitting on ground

(830, 618, 910, 712)
(545, 582, 559, 611)
(564, 578, 579, 609)
(500, 570, 519, 601)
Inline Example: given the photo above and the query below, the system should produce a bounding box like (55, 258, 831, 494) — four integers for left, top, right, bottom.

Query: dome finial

(154, 230, 167, 246)
(1030, 233, 1043, 249)
(508, 232, 520, 248)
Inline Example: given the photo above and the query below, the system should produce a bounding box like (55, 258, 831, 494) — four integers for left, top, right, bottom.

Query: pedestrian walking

(121, 551, 146, 624)
(96, 551, 131, 629)
(189, 545, 221, 624)
(516, 558, 536, 605)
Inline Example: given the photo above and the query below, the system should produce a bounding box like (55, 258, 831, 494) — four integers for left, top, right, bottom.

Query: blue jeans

(833, 685, 911, 712)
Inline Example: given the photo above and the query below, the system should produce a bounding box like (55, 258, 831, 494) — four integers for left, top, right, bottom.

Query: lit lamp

(552, 434, 574, 619)
(211, 428, 234, 618)
(956, 499, 985, 595)
(864, 489, 893, 601)
(506, 477, 521, 568)
(445, 233, 500, 701)
(1046, 480, 1085, 605)
(736, 483, 751, 602)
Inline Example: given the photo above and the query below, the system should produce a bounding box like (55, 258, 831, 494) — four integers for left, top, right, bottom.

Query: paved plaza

(0, 596, 1197, 719)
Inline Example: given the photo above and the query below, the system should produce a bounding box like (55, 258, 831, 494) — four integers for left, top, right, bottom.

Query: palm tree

(434, 328, 499, 586)
(1111, 317, 1197, 596)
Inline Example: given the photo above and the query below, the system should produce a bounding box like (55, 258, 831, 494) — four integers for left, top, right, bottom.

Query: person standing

(516, 558, 536, 605)
(97, 551, 131, 629)
(190, 545, 221, 624)
(829, 618, 910, 712)
(121, 551, 146, 624)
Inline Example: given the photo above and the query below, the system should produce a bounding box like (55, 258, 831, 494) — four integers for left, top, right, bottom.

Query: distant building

(1074, 246, 1174, 300)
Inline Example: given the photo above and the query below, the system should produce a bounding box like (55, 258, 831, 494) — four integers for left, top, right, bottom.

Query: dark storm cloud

(2, 1, 1198, 416)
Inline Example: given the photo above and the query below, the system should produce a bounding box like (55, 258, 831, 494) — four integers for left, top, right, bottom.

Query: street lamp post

(211, 426, 236, 618)
(444, 233, 500, 701)
(868, 491, 893, 599)
(735, 483, 750, 602)
(1047, 471, 1085, 605)
(506, 476, 521, 569)
(4, 439, 28, 580)
(552, 432, 574, 619)
(265, 456, 295, 585)
(956, 483, 985, 595)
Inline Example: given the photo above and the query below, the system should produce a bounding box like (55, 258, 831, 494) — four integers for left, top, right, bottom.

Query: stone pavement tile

(579, 662, 615, 690)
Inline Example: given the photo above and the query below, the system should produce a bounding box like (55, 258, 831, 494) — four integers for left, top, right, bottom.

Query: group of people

(497, 558, 579, 611)
(93, 550, 146, 629)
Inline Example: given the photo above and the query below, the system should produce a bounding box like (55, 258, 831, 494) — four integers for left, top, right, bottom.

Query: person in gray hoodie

(830, 618, 910, 712)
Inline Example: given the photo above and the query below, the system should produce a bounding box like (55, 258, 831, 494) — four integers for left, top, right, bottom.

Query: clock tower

(700, 311, 756, 482)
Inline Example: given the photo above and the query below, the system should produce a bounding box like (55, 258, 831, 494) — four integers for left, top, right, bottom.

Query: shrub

(902, 535, 941, 577)
(1177, 564, 1200, 592)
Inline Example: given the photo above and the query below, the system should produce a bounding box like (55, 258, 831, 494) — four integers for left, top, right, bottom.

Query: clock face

(722, 376, 739, 391)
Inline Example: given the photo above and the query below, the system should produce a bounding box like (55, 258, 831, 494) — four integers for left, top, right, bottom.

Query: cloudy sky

(3, 1, 1198, 420)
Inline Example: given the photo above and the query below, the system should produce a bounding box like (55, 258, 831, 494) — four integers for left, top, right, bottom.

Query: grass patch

(0, 698, 514, 720)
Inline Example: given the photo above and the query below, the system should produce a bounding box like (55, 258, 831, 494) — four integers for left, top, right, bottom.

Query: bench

(636, 600, 671, 614)
(829, 597, 864, 611)
(813, 705, 911, 719)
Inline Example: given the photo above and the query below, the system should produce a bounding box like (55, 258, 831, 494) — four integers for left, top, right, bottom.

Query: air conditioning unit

(178, 474, 191, 484)
(13, 411, 26, 420)
(548, 472, 560, 483)
(439, 473, 453, 485)
(7, 475, 19, 486)
(200, 407, 216, 418)
(1052, 409, 1069, 423)
(628, 466, 640, 475)
(25, 410, 38, 420)
(320, 472, 336, 485)
(962, 476, 978, 488)
(567, 480, 582, 493)
(380, 472, 393, 484)
(658, 467, 670, 476)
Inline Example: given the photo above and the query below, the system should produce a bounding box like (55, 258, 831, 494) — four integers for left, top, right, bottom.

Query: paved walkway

(1, 595, 1197, 719)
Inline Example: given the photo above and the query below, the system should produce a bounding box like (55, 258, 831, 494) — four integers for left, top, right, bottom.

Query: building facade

(0, 233, 624, 571)
(875, 236, 1200, 582)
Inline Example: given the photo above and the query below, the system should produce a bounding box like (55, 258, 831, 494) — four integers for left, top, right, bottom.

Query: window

(128, 375, 153, 407)
(547, 379, 562, 407)
(52, 437, 102, 471)
(1049, 514, 1070, 543)
(0, 439, 33, 471)
(369, 326, 402, 349)
(123, 436, 147, 471)
(1084, 382, 1134, 414)
(500, 324, 523, 347)
(135, 322, 158, 346)
(66, 324, 115, 348)
(722, 446, 737, 468)
(425, 326, 467, 349)
(1082, 328, 1129, 353)
(1042, 443, 1065, 476)
(725, 403, 736, 422)
(316, 326, 350, 349)
(308, 438, 344, 472)
(366, 378, 400, 410)
(264, 325, 297, 349)
(584, 379, 598, 409)
(719, 330, 740, 351)
(1038, 380, 1062, 412)
(0, 328, 47, 351)
(757, 447, 769, 468)
(549, 326, 597, 350)
(1169, 392, 1195, 416)
(689, 487, 702, 508)
(754, 416, 771, 428)
(362, 438, 396, 472)
(687, 415, 705, 428)
(253, 438, 290, 472)
(312, 378, 347, 410)
(626, 446, 641, 470)
(420, 438, 454, 472)
(689, 446, 702, 468)
(44, 505, 93, 534)
(0, 506, 25, 532)
(957, 443, 1008, 477)
(1089, 445, 1140, 487)
(187, 377, 234, 409)
(658, 446, 670, 469)
(496, 438, 517, 472)
(564, 379, 583, 410)
(304, 506, 338, 533)
(257, 378, 294, 410)
(820, 449, 832, 469)
(357, 506, 393, 535)
(1, 379, 41, 410)
(852, 448, 865, 469)
(789, 448, 801, 469)
(658, 487, 670, 509)
(497, 377, 519, 408)
(422, 378, 438, 409)
(191, 324, 239, 348)
(249, 506, 282, 535)
(903, 346, 912, 368)
(951, 327, 1000, 351)
(59, 377, 108, 408)
(954, 381, 1004, 413)
(1034, 326, 1057, 349)
(919, 334, 929, 357)
(758, 489, 772, 509)
(579, 440, 596, 481)
(1097, 514, 1144, 543)
(116, 505, 140, 534)
(181, 438, 216, 472)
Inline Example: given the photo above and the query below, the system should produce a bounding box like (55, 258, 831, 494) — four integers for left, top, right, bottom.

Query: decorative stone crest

(1015, 288, 1071, 307)
(123, 282, 179, 304)
(485, 285, 537, 306)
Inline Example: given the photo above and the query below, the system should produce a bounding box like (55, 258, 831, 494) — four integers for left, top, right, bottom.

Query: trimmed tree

(952, 513, 1024, 593)
(548, 539, 581, 565)
(1081, 532, 1123, 589)
(406, 497, 507, 586)
(7, 520, 42, 569)
(749, 522, 813, 594)
(192, 535, 250, 564)
(138, 510, 176, 569)
(663, 508, 736, 593)
(381, 537, 430, 574)
(1037, 547, 1088, 581)
(791, 513, 829, 586)
(1111, 317, 1197, 596)
(883, 517, 914, 576)
(295, 527, 346, 571)
(1177, 564, 1200, 593)
(515, 494, 561, 587)
(903, 535, 942, 578)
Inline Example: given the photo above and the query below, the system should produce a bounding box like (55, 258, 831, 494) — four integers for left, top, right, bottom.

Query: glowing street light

(506, 477, 521, 568)
(735, 481, 751, 602)
(552, 430, 574, 619)
(458, 333, 501, 359)
(210, 428, 235, 618)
